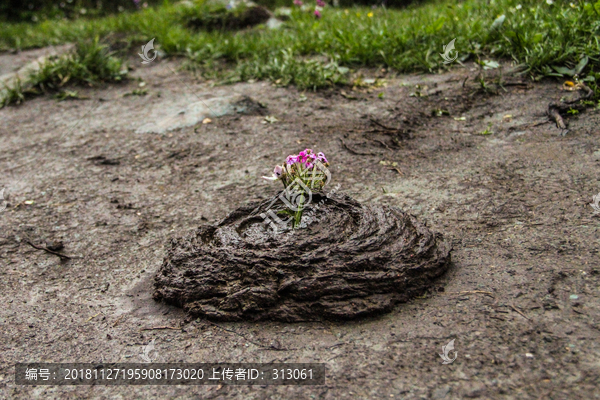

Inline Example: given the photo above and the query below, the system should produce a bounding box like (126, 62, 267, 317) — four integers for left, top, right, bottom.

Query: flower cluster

(293, 0, 325, 19)
(263, 149, 329, 190)
(262, 149, 330, 228)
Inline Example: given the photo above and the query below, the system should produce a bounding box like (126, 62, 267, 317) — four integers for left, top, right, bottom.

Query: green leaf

(552, 66, 575, 76)
(482, 60, 500, 70)
(574, 55, 589, 75)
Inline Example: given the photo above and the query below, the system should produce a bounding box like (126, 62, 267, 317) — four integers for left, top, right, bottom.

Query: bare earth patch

(1, 48, 599, 399)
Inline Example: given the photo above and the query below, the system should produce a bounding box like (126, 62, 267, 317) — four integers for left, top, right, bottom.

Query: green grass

(1, 0, 599, 95)
(1, 38, 127, 107)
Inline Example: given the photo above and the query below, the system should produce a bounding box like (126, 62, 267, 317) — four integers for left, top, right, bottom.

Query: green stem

(294, 192, 305, 228)
(294, 207, 303, 228)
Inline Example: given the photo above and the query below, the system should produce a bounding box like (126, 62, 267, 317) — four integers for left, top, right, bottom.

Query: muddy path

(0, 49, 599, 399)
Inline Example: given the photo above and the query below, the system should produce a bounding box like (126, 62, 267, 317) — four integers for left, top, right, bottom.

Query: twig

(112, 315, 125, 327)
(369, 118, 397, 131)
(527, 120, 550, 128)
(203, 320, 293, 351)
(389, 167, 403, 176)
(139, 325, 182, 331)
(373, 139, 392, 150)
(548, 106, 566, 130)
(339, 138, 378, 156)
(547, 82, 594, 134)
(203, 320, 266, 348)
(510, 304, 530, 320)
(25, 240, 71, 260)
(446, 290, 495, 298)
(85, 312, 103, 323)
(460, 290, 494, 296)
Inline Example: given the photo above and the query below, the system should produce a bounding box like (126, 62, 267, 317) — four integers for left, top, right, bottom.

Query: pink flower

(314, 9, 321, 18)
(293, 0, 303, 5)
(317, 152, 328, 164)
(316, 0, 325, 7)
(274, 165, 283, 177)
(298, 150, 307, 164)
(286, 155, 298, 165)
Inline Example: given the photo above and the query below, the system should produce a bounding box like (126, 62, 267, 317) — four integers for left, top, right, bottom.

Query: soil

(154, 192, 451, 321)
(0, 48, 599, 399)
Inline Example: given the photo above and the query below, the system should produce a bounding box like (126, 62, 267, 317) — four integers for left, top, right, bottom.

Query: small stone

(592, 150, 600, 161)
(136, 95, 263, 134)
(432, 386, 450, 399)
(525, 353, 534, 358)
(569, 294, 579, 300)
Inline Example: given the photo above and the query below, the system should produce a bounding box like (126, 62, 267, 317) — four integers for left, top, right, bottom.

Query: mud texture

(2, 48, 600, 399)
(154, 192, 451, 321)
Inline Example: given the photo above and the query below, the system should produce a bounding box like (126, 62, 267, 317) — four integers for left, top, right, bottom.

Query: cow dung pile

(153, 192, 452, 321)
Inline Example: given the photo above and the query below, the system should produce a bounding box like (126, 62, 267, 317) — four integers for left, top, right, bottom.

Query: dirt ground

(1, 47, 599, 399)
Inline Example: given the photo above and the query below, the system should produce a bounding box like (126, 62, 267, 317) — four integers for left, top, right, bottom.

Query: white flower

(515, 4, 522, 9)
(546, 0, 553, 4)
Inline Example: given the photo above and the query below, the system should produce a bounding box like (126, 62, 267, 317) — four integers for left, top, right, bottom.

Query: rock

(136, 94, 263, 134)
(186, 1, 272, 31)
(153, 192, 452, 321)
(0, 44, 74, 101)
(432, 386, 450, 399)
(266, 17, 284, 30)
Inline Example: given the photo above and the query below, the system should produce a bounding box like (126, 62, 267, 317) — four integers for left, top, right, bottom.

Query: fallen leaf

(263, 116, 278, 124)
(340, 90, 357, 100)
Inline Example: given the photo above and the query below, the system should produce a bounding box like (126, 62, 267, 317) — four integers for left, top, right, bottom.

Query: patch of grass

(32, 38, 127, 88)
(1, 38, 127, 107)
(124, 88, 148, 96)
(1, 78, 27, 106)
(230, 50, 349, 90)
(1, 0, 599, 92)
